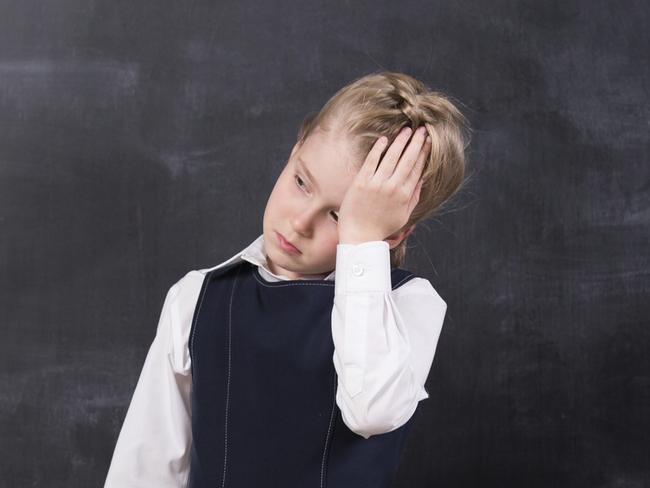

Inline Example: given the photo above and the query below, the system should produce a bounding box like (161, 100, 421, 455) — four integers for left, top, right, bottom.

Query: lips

(276, 231, 300, 254)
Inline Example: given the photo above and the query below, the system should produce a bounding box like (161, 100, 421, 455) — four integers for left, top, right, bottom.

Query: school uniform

(104, 233, 447, 488)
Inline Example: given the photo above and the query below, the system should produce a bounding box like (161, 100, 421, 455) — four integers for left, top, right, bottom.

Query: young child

(104, 71, 469, 488)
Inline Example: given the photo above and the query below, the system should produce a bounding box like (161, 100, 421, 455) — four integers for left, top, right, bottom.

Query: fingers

(405, 135, 431, 189)
(373, 126, 415, 180)
(361, 126, 430, 189)
(391, 126, 429, 182)
(358, 135, 388, 180)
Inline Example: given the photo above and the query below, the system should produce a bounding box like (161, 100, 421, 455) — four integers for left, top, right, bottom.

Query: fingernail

(402, 126, 412, 135)
(417, 126, 426, 135)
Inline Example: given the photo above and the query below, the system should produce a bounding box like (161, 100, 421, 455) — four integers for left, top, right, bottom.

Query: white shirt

(104, 233, 447, 488)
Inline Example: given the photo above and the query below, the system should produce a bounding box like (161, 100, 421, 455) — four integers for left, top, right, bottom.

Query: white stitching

(251, 261, 414, 291)
(188, 273, 211, 487)
(221, 264, 243, 488)
(320, 369, 337, 488)
(252, 266, 334, 288)
(190, 272, 212, 379)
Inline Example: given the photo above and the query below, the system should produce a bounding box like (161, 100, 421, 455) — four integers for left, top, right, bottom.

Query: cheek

(282, 178, 301, 208)
(268, 175, 296, 211)
(316, 233, 339, 256)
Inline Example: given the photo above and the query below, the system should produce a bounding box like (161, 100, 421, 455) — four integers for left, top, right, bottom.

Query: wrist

(338, 229, 385, 245)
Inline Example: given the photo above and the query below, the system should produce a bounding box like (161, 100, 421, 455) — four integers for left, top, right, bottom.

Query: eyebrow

(297, 157, 320, 193)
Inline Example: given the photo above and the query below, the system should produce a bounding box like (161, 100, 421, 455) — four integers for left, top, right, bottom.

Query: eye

(295, 174, 338, 224)
(295, 174, 307, 191)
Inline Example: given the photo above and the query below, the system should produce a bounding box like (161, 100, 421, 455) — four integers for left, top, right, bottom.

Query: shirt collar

(236, 233, 336, 282)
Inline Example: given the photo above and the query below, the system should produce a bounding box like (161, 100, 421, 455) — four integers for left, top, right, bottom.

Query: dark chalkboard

(1, 1, 648, 486)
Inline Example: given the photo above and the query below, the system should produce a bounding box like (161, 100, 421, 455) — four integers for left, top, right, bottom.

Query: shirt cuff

(334, 240, 392, 295)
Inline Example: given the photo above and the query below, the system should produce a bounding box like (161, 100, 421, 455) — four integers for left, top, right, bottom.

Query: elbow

(337, 390, 420, 440)
(339, 410, 386, 440)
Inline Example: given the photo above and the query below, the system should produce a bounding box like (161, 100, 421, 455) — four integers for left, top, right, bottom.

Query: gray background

(1, 1, 648, 487)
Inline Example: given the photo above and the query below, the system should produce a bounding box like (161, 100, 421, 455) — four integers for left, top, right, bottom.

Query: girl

(104, 71, 469, 488)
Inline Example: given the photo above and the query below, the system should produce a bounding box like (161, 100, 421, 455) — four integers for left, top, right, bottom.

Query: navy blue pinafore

(187, 259, 419, 488)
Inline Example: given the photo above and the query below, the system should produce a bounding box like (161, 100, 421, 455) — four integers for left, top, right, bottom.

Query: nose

(290, 205, 319, 237)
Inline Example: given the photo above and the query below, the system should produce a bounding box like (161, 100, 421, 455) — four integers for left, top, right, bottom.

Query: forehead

(300, 128, 359, 174)
(296, 129, 359, 203)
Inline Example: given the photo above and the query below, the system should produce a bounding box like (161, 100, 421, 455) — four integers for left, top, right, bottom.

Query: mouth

(275, 231, 301, 254)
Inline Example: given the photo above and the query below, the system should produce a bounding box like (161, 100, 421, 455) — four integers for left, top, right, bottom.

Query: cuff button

(352, 264, 364, 276)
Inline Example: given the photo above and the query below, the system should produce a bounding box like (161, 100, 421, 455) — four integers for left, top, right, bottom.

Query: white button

(352, 264, 364, 276)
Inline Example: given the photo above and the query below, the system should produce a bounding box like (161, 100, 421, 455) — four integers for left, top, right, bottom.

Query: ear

(384, 224, 417, 250)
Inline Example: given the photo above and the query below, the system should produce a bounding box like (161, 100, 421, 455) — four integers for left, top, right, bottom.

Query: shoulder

(167, 270, 206, 310)
(170, 249, 246, 296)
(163, 253, 245, 373)
(391, 274, 447, 310)
(168, 253, 246, 320)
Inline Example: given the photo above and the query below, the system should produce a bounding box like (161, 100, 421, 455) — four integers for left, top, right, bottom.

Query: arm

(104, 271, 203, 488)
(331, 241, 446, 440)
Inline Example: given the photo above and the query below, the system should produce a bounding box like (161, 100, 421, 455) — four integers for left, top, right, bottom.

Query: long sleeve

(104, 270, 205, 488)
(331, 241, 447, 440)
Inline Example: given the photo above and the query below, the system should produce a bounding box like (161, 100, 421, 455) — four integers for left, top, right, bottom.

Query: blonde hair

(295, 71, 471, 268)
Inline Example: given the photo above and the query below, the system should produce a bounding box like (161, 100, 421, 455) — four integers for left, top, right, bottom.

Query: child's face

(262, 127, 359, 279)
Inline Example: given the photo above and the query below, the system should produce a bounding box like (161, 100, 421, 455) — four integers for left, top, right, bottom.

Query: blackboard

(1, 1, 648, 486)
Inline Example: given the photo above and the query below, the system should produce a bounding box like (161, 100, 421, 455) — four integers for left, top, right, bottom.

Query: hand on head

(337, 125, 431, 245)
